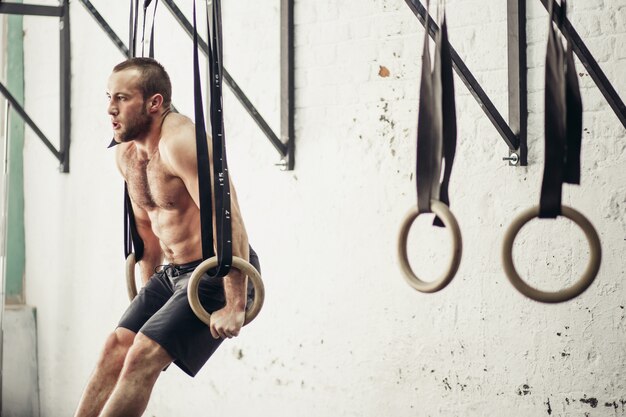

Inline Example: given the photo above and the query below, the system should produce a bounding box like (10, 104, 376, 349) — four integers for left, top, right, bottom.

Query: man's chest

(125, 154, 183, 210)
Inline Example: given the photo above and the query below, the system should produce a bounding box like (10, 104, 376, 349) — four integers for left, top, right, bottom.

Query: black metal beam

(1, 1, 70, 172)
(59, 0, 70, 173)
(281, 0, 295, 170)
(405, 0, 519, 151)
(507, 0, 528, 165)
(0, 2, 63, 17)
(539, 0, 626, 129)
(79, 0, 130, 57)
(0, 81, 62, 161)
(160, 0, 288, 157)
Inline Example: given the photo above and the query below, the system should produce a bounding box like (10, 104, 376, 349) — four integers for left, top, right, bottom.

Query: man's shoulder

(161, 113, 194, 139)
(159, 113, 196, 168)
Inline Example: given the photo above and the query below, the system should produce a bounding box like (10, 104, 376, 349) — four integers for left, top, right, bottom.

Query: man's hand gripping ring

(187, 256, 265, 326)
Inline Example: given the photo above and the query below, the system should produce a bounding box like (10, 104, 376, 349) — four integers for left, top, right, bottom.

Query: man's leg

(74, 328, 136, 417)
(99, 332, 173, 417)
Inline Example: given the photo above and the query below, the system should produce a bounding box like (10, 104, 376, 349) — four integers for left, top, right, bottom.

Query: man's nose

(107, 101, 118, 116)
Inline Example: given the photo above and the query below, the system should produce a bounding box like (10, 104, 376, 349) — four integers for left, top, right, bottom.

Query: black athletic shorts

(118, 247, 260, 377)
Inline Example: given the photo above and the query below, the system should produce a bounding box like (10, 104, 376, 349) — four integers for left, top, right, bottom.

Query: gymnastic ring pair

(126, 255, 265, 326)
(398, 201, 601, 303)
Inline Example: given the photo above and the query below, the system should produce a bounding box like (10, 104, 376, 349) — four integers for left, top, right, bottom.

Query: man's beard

(118, 105, 151, 142)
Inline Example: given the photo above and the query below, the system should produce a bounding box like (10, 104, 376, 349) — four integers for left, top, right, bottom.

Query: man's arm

(133, 203, 164, 285)
(116, 145, 163, 285)
(163, 118, 250, 339)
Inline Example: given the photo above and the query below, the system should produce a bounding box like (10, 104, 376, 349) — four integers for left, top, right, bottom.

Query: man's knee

(98, 328, 135, 370)
(122, 333, 172, 376)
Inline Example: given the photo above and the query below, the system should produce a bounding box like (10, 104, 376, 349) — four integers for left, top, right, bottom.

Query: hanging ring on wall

(397, 200, 463, 293)
(187, 256, 265, 326)
(502, 205, 601, 303)
(126, 252, 138, 301)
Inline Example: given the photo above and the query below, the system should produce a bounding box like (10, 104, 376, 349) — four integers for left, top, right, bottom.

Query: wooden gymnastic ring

(502, 205, 602, 303)
(126, 252, 138, 302)
(397, 200, 463, 293)
(187, 256, 265, 326)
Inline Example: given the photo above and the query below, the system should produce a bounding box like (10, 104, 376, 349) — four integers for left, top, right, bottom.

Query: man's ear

(147, 94, 164, 114)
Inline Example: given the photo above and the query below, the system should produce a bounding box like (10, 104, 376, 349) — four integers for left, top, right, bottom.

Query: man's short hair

(113, 57, 172, 109)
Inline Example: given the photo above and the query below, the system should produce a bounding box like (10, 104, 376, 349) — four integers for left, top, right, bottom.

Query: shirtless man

(74, 57, 258, 417)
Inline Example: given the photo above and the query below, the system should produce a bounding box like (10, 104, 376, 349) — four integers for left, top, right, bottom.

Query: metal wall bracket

(80, 0, 295, 170)
(507, 0, 626, 166)
(503, 150, 520, 166)
(280, 0, 295, 171)
(507, 0, 528, 166)
(160, 0, 295, 170)
(0, 0, 71, 173)
(539, 0, 626, 129)
(404, 0, 524, 166)
(406, 0, 626, 167)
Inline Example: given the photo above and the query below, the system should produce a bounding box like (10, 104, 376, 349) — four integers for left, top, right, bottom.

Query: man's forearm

(223, 269, 248, 309)
(223, 221, 249, 309)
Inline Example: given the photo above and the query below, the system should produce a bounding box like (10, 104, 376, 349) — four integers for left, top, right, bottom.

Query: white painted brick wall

(15, 0, 626, 416)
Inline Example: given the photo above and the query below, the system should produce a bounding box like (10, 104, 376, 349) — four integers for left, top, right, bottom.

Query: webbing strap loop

(123, 0, 141, 261)
(124, 183, 143, 260)
(128, 0, 139, 58)
(193, 0, 233, 277)
(148, 0, 159, 58)
(415, 1, 440, 214)
(539, 0, 583, 218)
(415, 1, 456, 225)
(433, 14, 456, 227)
(398, 3, 461, 294)
(141, 0, 159, 58)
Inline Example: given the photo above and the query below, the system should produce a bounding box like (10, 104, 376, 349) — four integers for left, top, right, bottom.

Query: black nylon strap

(416, 1, 441, 214)
(539, 0, 582, 218)
(193, 0, 232, 277)
(148, 0, 159, 58)
(128, 0, 139, 58)
(141, 1, 148, 57)
(193, 1, 214, 261)
(433, 15, 456, 227)
(208, 0, 233, 275)
(122, 0, 145, 261)
(416, 3, 456, 226)
(562, 0, 582, 185)
(141, 0, 158, 58)
(124, 182, 144, 260)
(128, 0, 134, 57)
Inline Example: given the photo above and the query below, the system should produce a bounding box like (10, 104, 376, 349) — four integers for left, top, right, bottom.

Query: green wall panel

(5, 1, 26, 304)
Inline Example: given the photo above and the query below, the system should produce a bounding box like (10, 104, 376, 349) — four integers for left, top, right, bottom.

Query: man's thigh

(138, 276, 227, 377)
(118, 272, 174, 333)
